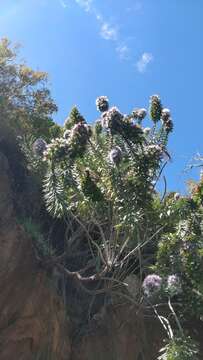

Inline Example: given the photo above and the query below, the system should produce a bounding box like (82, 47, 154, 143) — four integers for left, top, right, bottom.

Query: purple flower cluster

(33, 138, 47, 157)
(43, 122, 92, 162)
(96, 96, 109, 112)
(167, 274, 182, 296)
(161, 108, 173, 133)
(161, 108, 171, 122)
(132, 108, 147, 121)
(43, 137, 69, 161)
(71, 122, 92, 139)
(101, 106, 124, 130)
(109, 146, 122, 165)
(142, 274, 162, 297)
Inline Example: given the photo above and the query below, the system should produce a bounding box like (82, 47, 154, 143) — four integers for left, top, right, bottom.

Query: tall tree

(64, 106, 86, 130)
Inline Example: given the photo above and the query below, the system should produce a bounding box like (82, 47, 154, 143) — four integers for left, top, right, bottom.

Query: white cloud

(116, 45, 130, 60)
(57, 1, 156, 71)
(100, 23, 117, 41)
(72, 0, 118, 43)
(59, 0, 68, 8)
(75, 0, 92, 12)
(70, 0, 131, 64)
(136, 52, 153, 73)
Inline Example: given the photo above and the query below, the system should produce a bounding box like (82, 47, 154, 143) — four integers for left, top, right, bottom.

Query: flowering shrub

(18, 95, 202, 357)
(38, 96, 173, 227)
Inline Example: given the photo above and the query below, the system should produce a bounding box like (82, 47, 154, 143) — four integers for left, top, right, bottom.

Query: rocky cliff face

(71, 305, 163, 360)
(0, 151, 70, 359)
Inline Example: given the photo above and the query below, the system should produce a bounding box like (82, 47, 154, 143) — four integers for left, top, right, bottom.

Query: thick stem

(168, 297, 184, 337)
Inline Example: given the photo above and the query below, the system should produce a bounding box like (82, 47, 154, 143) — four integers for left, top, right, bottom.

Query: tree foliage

(0, 37, 61, 140)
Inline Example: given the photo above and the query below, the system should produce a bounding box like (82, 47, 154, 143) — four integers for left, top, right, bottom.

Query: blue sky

(1, 0, 203, 192)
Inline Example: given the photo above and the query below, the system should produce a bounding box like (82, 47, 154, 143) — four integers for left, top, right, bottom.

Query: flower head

(161, 108, 171, 122)
(43, 137, 69, 161)
(142, 274, 162, 297)
(33, 138, 47, 157)
(132, 108, 147, 121)
(109, 146, 122, 165)
(71, 122, 92, 139)
(96, 96, 109, 112)
(164, 118, 174, 133)
(103, 106, 124, 131)
(166, 274, 182, 296)
(149, 95, 162, 123)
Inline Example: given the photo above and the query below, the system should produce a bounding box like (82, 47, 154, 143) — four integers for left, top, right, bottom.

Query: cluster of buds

(164, 118, 173, 133)
(142, 274, 162, 297)
(143, 274, 181, 298)
(71, 122, 92, 140)
(33, 138, 47, 157)
(149, 95, 162, 123)
(43, 137, 69, 161)
(166, 274, 182, 296)
(108, 146, 122, 166)
(96, 96, 109, 112)
(43, 122, 92, 162)
(161, 108, 174, 133)
(132, 108, 147, 121)
(145, 144, 164, 159)
(66, 122, 92, 159)
(161, 108, 170, 122)
(101, 106, 124, 132)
